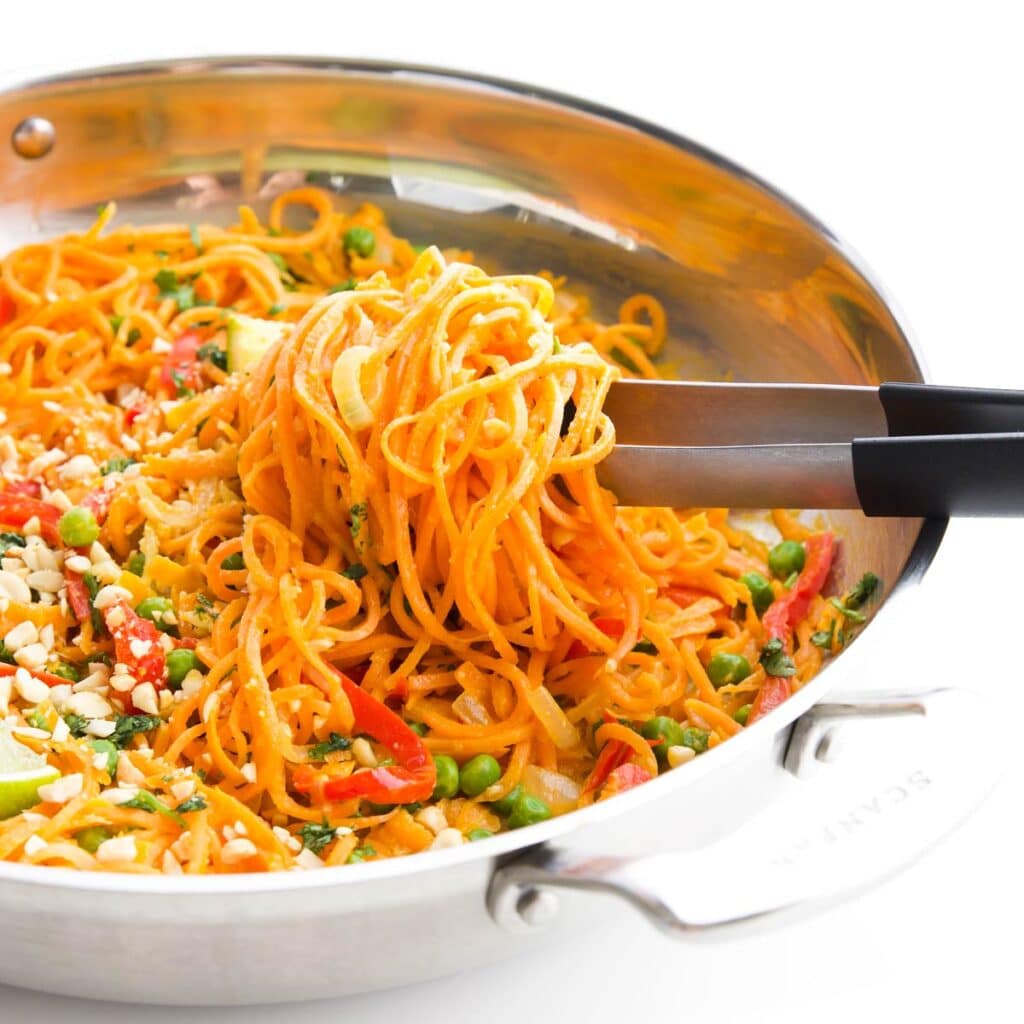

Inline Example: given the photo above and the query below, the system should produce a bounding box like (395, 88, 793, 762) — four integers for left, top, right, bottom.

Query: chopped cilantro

(154, 269, 198, 311)
(195, 593, 218, 619)
(175, 793, 208, 814)
(110, 714, 162, 748)
(349, 502, 367, 542)
(759, 637, 796, 677)
(828, 597, 866, 624)
(189, 224, 203, 253)
(100, 456, 136, 476)
(299, 821, 337, 855)
(328, 279, 356, 294)
(632, 638, 658, 655)
(552, 338, 563, 354)
(267, 303, 285, 317)
(811, 623, 836, 649)
(122, 790, 184, 826)
(109, 314, 124, 333)
(126, 327, 142, 346)
(783, 570, 799, 589)
(197, 342, 228, 372)
(0, 531, 26, 556)
(342, 563, 367, 581)
(846, 572, 881, 609)
(170, 368, 194, 398)
(0, 644, 14, 665)
(308, 733, 352, 761)
(221, 552, 245, 572)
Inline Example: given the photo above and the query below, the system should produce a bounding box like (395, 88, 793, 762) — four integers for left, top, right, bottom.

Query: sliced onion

(330, 344, 376, 431)
(524, 683, 579, 750)
(521, 765, 581, 816)
(452, 692, 492, 726)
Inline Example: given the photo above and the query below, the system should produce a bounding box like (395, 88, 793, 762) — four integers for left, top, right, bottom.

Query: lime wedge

(0, 724, 60, 820)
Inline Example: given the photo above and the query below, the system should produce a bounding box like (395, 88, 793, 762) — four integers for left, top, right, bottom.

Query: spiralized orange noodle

(0, 188, 878, 873)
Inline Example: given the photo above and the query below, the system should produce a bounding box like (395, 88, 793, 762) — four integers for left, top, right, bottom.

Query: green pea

(343, 226, 376, 258)
(459, 754, 501, 797)
(135, 596, 174, 632)
(733, 704, 752, 726)
(641, 715, 685, 765)
(467, 828, 494, 842)
(166, 648, 201, 689)
(489, 784, 522, 817)
(707, 652, 752, 688)
(432, 755, 459, 799)
(740, 571, 775, 616)
(48, 661, 82, 683)
(75, 826, 113, 853)
(221, 552, 245, 572)
(768, 540, 805, 580)
(681, 727, 710, 754)
(58, 507, 100, 548)
(507, 792, 552, 829)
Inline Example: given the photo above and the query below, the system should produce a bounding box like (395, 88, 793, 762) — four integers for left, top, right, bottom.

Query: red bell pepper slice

(601, 763, 652, 797)
(748, 676, 791, 724)
(749, 532, 836, 725)
(293, 667, 435, 805)
(566, 616, 625, 661)
(0, 291, 14, 328)
(0, 493, 62, 546)
(124, 400, 147, 426)
(581, 737, 632, 795)
(159, 330, 204, 392)
(0, 663, 79, 688)
(103, 601, 166, 701)
(65, 573, 92, 623)
(5, 480, 42, 498)
(82, 487, 114, 524)
(762, 533, 836, 645)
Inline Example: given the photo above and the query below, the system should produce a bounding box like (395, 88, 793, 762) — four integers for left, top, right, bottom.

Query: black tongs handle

(881, 383, 1024, 436)
(854, 432, 1024, 516)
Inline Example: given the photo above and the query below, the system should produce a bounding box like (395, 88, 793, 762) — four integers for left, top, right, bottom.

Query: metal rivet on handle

(514, 888, 559, 928)
(11, 116, 55, 159)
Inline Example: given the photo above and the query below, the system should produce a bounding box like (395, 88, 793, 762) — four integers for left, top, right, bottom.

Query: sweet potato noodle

(0, 189, 870, 872)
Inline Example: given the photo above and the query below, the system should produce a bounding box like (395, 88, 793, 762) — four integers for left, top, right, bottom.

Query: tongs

(599, 381, 1024, 516)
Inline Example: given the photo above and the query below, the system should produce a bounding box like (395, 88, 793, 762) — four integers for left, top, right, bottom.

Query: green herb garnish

(308, 733, 352, 761)
(299, 821, 337, 855)
(110, 714, 162, 748)
(100, 456, 136, 476)
(759, 637, 796, 677)
(175, 793, 208, 814)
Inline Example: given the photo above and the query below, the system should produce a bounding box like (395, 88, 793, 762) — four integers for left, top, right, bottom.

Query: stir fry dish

(0, 189, 880, 872)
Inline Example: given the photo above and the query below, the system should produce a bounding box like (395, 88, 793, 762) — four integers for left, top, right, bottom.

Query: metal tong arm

(600, 381, 1024, 515)
(605, 380, 1024, 446)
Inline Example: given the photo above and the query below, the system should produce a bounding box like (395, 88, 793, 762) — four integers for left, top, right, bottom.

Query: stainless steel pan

(0, 58, 981, 1005)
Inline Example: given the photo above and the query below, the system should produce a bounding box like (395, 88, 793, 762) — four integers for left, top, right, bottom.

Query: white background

(2, 2, 1022, 1020)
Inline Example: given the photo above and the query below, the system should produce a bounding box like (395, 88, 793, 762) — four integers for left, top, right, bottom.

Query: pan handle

(488, 685, 1002, 937)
